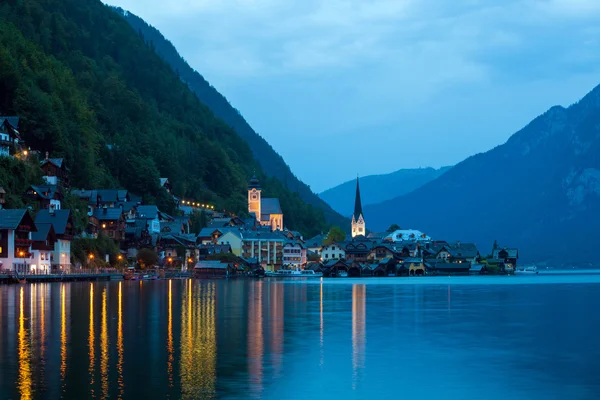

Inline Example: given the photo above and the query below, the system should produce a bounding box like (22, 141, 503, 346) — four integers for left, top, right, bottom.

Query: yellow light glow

(61, 285, 67, 384)
(89, 284, 95, 396)
(18, 287, 32, 400)
(117, 282, 124, 396)
(101, 223, 106, 229)
(101, 289, 108, 398)
(167, 279, 173, 387)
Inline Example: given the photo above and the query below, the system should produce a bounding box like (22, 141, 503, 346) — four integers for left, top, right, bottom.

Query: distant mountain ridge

(320, 167, 451, 217)
(113, 8, 349, 230)
(364, 85, 600, 265)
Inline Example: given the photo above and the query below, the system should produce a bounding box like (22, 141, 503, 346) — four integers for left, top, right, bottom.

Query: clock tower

(248, 175, 261, 221)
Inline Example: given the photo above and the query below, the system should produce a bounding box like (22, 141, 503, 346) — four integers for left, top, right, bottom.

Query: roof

(261, 198, 282, 215)
(492, 248, 519, 259)
(306, 234, 326, 248)
(194, 261, 229, 270)
(160, 178, 169, 187)
(35, 209, 72, 235)
(470, 264, 487, 272)
(248, 175, 261, 190)
(160, 221, 184, 234)
(116, 201, 137, 213)
(0, 116, 19, 130)
(31, 223, 54, 241)
(28, 185, 60, 200)
(447, 243, 480, 259)
(284, 240, 305, 249)
(93, 207, 123, 221)
(41, 158, 65, 169)
(136, 205, 159, 220)
(323, 259, 347, 268)
(432, 262, 470, 270)
(353, 177, 363, 220)
(0, 209, 34, 230)
(0, 186, 5, 194)
(242, 230, 286, 241)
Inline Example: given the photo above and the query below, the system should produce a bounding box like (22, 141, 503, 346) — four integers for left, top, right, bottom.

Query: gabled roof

(492, 248, 519, 259)
(136, 205, 159, 220)
(160, 178, 169, 187)
(93, 207, 123, 221)
(35, 209, 72, 235)
(28, 185, 61, 200)
(0, 116, 19, 130)
(447, 243, 479, 259)
(194, 261, 230, 270)
(31, 223, 55, 242)
(41, 158, 66, 169)
(306, 234, 326, 248)
(261, 198, 282, 215)
(0, 209, 35, 231)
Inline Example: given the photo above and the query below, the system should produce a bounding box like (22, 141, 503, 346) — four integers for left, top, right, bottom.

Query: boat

(515, 265, 539, 275)
(265, 269, 323, 278)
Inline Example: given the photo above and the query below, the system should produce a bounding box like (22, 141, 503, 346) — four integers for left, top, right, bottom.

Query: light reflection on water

(0, 276, 599, 399)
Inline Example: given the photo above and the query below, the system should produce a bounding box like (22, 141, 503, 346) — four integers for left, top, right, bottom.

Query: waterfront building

(321, 242, 346, 261)
(30, 223, 57, 274)
(0, 209, 37, 274)
(35, 209, 75, 271)
(351, 177, 366, 238)
(241, 230, 286, 269)
(92, 206, 125, 240)
(282, 241, 307, 268)
(247, 176, 283, 231)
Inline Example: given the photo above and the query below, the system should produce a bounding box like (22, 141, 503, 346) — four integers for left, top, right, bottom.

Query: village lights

(19, 251, 25, 257)
(117, 255, 123, 260)
(102, 223, 107, 229)
(168, 257, 173, 263)
(187, 258, 193, 263)
(88, 254, 94, 260)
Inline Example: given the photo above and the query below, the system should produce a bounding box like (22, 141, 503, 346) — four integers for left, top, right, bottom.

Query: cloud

(107, 0, 600, 190)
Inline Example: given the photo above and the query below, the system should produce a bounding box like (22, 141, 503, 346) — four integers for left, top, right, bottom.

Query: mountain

(364, 86, 600, 265)
(319, 167, 451, 217)
(0, 0, 328, 236)
(113, 8, 349, 230)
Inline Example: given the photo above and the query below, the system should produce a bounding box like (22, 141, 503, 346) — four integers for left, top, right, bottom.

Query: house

(24, 185, 63, 210)
(197, 244, 233, 259)
(0, 209, 37, 274)
(321, 259, 349, 277)
(428, 262, 471, 275)
(403, 257, 426, 276)
(0, 116, 22, 157)
(35, 209, 75, 271)
(368, 243, 396, 261)
(159, 233, 197, 264)
(492, 247, 519, 268)
(247, 176, 283, 231)
(30, 223, 57, 274)
(282, 241, 307, 268)
(193, 260, 234, 278)
(345, 240, 375, 263)
(71, 189, 129, 212)
(197, 227, 233, 245)
(160, 178, 172, 193)
(305, 261, 324, 272)
(217, 230, 243, 256)
(136, 205, 165, 234)
(241, 230, 286, 269)
(469, 263, 488, 275)
(305, 233, 326, 255)
(93, 206, 125, 240)
(321, 242, 346, 261)
(41, 155, 70, 188)
(447, 242, 480, 264)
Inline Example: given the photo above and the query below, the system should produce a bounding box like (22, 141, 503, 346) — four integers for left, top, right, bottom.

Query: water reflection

(101, 288, 109, 398)
(270, 284, 284, 377)
(248, 280, 264, 396)
(89, 284, 95, 397)
(18, 287, 33, 399)
(61, 285, 67, 389)
(117, 282, 124, 398)
(167, 280, 174, 388)
(352, 284, 366, 389)
(180, 280, 217, 399)
(320, 282, 324, 368)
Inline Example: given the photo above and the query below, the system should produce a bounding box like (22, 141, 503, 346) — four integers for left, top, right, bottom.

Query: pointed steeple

(353, 176, 363, 221)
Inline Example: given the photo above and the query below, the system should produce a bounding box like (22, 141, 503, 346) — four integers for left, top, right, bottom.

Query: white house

(321, 243, 346, 261)
(282, 241, 307, 268)
(35, 209, 75, 271)
(30, 223, 56, 274)
(0, 209, 36, 274)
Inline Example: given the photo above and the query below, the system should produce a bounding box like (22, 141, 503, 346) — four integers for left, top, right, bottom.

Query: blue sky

(108, 0, 600, 192)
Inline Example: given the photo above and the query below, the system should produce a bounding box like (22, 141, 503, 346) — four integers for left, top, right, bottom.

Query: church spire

(353, 176, 363, 220)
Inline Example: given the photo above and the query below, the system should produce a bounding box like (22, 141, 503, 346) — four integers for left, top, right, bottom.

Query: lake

(1, 273, 600, 399)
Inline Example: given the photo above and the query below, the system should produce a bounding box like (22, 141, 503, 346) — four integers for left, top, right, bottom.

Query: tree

(324, 226, 345, 245)
(387, 224, 401, 233)
(307, 252, 321, 262)
(137, 248, 158, 269)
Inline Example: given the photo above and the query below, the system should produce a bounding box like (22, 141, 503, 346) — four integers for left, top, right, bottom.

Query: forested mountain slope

(0, 0, 327, 236)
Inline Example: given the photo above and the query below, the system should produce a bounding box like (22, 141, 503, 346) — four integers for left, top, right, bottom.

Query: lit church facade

(248, 176, 283, 231)
(351, 177, 366, 237)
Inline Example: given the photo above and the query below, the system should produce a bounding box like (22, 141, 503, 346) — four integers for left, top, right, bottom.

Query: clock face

(251, 194, 258, 201)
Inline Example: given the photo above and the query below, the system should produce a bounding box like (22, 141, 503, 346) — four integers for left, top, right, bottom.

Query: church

(351, 177, 366, 237)
(248, 176, 283, 231)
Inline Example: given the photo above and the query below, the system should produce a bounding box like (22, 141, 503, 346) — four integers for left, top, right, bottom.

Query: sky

(108, 0, 600, 192)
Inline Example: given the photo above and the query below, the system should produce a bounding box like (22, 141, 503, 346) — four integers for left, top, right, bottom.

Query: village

(0, 115, 520, 281)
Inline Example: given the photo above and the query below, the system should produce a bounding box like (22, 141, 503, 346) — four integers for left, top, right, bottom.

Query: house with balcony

(0, 116, 22, 157)
(35, 209, 75, 271)
(241, 230, 286, 270)
(41, 155, 70, 188)
(93, 206, 125, 241)
(25, 185, 63, 210)
(0, 209, 37, 274)
(30, 223, 57, 274)
(282, 241, 307, 268)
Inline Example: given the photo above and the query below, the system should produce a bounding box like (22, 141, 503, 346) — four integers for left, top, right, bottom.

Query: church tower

(351, 177, 366, 238)
(248, 175, 261, 221)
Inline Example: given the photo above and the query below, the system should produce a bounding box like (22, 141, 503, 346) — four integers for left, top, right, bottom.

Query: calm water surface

(1, 274, 600, 399)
